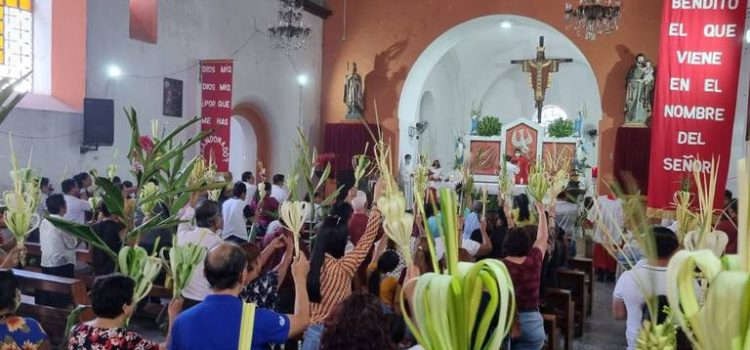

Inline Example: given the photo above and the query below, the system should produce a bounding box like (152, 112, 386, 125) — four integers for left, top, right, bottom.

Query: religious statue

(511, 128, 533, 156)
(624, 54, 655, 127)
(469, 102, 482, 135)
(512, 37, 573, 124)
(454, 131, 465, 170)
(344, 62, 364, 119)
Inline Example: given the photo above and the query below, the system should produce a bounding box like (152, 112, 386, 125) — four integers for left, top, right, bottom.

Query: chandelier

(268, 0, 312, 51)
(564, 0, 622, 41)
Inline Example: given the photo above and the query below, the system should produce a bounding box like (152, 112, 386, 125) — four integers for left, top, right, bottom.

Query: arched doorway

(400, 15, 603, 172)
(231, 103, 271, 179)
(229, 116, 257, 179)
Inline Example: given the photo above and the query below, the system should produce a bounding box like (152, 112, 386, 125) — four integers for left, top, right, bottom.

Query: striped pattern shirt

(311, 209, 381, 324)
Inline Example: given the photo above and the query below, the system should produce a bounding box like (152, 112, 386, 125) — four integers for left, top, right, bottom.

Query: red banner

(200, 60, 233, 172)
(647, 0, 747, 211)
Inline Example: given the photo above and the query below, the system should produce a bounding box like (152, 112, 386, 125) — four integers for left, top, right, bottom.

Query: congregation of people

(0, 164, 740, 350)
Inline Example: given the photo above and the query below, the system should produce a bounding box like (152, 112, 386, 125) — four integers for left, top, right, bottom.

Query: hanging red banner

(647, 0, 748, 212)
(200, 60, 233, 172)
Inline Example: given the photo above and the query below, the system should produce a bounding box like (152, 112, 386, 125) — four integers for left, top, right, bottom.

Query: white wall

(228, 116, 257, 180)
(0, 0, 323, 190)
(410, 16, 602, 171)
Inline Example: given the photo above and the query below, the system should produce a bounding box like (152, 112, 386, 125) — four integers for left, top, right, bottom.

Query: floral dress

(68, 324, 157, 350)
(240, 271, 279, 310)
(0, 316, 47, 349)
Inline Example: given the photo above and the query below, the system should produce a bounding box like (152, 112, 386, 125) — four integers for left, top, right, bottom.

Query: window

(540, 105, 568, 127)
(0, 0, 32, 92)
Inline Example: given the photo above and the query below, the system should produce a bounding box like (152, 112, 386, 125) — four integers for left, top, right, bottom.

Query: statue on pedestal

(344, 62, 364, 119)
(624, 54, 655, 127)
(470, 102, 482, 135)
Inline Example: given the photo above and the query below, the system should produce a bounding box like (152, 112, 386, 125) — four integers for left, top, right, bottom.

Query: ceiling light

(297, 74, 309, 86)
(746, 29, 750, 44)
(500, 21, 512, 29)
(107, 65, 122, 78)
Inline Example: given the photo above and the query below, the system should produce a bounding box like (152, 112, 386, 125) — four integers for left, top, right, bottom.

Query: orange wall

(320, 0, 664, 187)
(52, 0, 87, 111)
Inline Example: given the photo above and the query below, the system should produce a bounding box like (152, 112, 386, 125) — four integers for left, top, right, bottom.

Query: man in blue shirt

(170, 242, 310, 350)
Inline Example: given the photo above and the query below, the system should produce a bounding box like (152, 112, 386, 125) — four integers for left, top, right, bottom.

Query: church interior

(0, 0, 748, 349)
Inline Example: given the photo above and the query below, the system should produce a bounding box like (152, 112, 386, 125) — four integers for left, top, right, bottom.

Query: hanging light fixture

(564, 0, 622, 41)
(268, 0, 312, 52)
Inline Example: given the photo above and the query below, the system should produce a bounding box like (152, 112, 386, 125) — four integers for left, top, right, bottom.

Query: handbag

(238, 302, 257, 350)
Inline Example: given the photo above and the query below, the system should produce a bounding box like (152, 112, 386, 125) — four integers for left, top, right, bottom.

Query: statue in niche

(344, 62, 364, 119)
(624, 54, 655, 127)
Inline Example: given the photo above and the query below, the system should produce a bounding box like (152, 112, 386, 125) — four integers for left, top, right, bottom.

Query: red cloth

(614, 127, 651, 194)
(323, 123, 376, 174)
(503, 247, 544, 309)
(257, 197, 279, 226)
(593, 243, 617, 273)
(717, 219, 738, 254)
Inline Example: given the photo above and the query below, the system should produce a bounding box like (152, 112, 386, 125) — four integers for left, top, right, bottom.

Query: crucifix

(511, 36, 573, 123)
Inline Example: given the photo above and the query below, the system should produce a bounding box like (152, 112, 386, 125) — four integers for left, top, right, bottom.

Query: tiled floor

(571, 280, 628, 350)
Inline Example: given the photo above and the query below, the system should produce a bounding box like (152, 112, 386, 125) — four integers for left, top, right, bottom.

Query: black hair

(424, 202, 435, 219)
(368, 250, 400, 296)
(513, 194, 531, 223)
(503, 227, 531, 257)
(74, 172, 89, 188)
(40, 177, 49, 189)
(729, 200, 738, 213)
(272, 174, 285, 185)
(329, 202, 353, 225)
(122, 181, 133, 188)
(241, 171, 253, 182)
(232, 181, 247, 198)
(90, 274, 135, 319)
(0, 270, 19, 311)
(404, 154, 412, 160)
(100, 202, 112, 217)
(652, 226, 679, 259)
(725, 189, 733, 200)
(61, 178, 77, 194)
(204, 243, 247, 290)
(195, 200, 222, 228)
(308, 212, 351, 302)
(46, 194, 66, 215)
(112, 176, 122, 185)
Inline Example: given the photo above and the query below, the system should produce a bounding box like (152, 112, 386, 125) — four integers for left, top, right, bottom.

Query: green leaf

(94, 176, 125, 218)
(125, 215, 183, 242)
(476, 116, 502, 136)
(46, 216, 118, 262)
(547, 118, 575, 138)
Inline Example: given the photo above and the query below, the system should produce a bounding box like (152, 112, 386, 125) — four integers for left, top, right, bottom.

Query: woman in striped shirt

(302, 181, 383, 350)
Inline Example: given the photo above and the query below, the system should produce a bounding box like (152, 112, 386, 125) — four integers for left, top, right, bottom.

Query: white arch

(398, 14, 602, 163)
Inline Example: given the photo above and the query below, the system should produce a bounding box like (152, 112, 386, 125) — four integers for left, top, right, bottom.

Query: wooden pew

(557, 269, 588, 337)
(567, 257, 594, 316)
(13, 269, 93, 346)
(544, 288, 574, 350)
(542, 314, 558, 350)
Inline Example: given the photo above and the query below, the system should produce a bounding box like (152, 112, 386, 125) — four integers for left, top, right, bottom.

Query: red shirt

(348, 213, 369, 244)
(504, 247, 543, 309)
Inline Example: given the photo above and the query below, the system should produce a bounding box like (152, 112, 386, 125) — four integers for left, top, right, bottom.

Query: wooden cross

(511, 36, 573, 123)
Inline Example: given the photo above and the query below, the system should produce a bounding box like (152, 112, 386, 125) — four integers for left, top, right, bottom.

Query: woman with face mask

(0, 269, 50, 350)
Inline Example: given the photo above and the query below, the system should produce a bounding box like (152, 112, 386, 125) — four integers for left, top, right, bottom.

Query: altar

(468, 118, 583, 195)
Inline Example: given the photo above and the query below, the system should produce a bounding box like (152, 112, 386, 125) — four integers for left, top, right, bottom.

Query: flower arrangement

(476, 116, 502, 137)
(547, 118, 575, 138)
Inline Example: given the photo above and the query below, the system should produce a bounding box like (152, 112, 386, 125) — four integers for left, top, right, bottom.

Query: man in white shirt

(501, 155, 520, 181)
(61, 178, 91, 224)
(271, 174, 289, 203)
(222, 182, 250, 243)
(37, 177, 53, 218)
(178, 200, 225, 308)
(241, 171, 257, 206)
(613, 226, 679, 350)
(39, 194, 78, 307)
(400, 154, 414, 209)
(555, 191, 579, 257)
